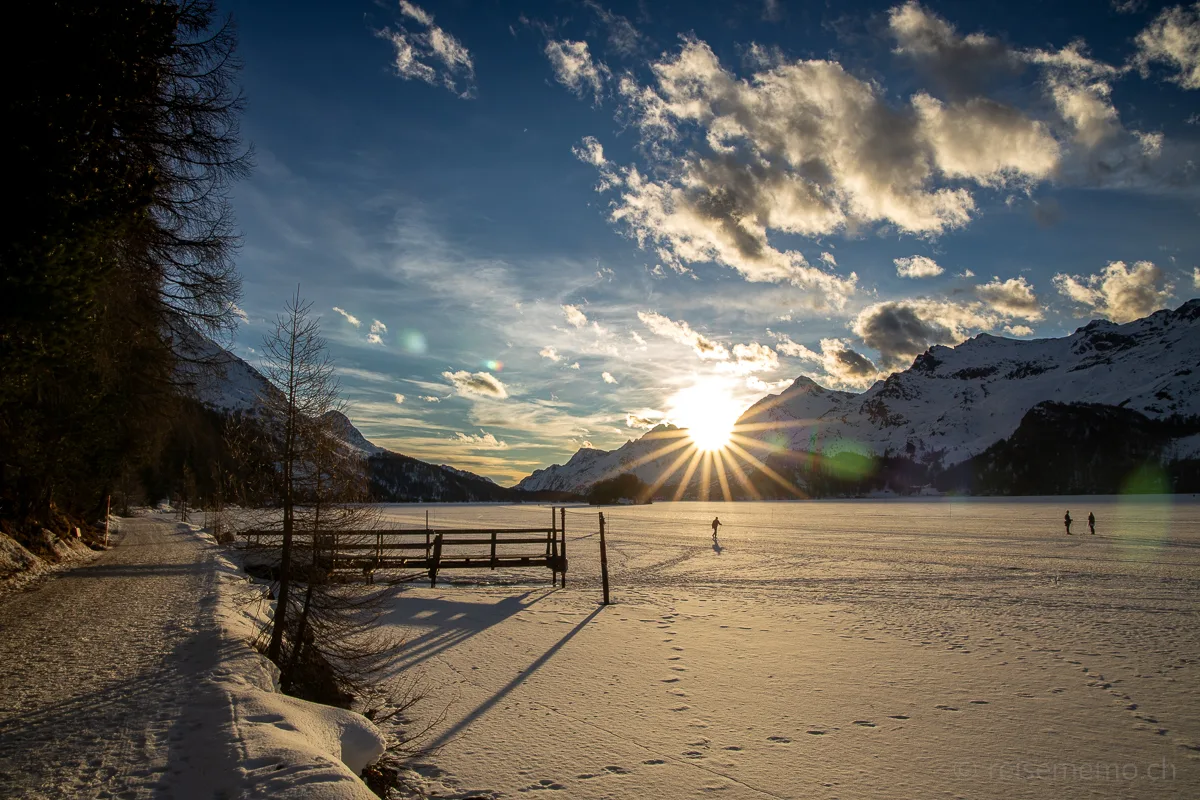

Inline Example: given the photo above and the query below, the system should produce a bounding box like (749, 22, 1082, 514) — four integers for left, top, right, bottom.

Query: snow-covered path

(0, 517, 240, 799)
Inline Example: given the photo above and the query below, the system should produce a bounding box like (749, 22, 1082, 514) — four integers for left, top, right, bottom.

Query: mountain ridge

(517, 300, 1200, 496)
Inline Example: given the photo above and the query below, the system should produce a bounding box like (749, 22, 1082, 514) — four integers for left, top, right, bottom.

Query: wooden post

(104, 494, 111, 547)
(429, 533, 443, 588)
(560, 507, 567, 588)
(549, 508, 557, 586)
(490, 530, 497, 569)
(599, 512, 610, 605)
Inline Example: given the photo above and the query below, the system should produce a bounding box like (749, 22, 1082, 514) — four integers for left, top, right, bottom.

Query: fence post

(429, 533, 443, 588)
(490, 530, 497, 569)
(599, 512, 610, 605)
(560, 507, 567, 588)
(104, 494, 111, 547)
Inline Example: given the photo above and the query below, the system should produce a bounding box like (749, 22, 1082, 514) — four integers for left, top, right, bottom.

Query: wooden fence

(240, 507, 569, 587)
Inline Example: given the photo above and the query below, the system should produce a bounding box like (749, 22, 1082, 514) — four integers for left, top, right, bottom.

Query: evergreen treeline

(0, 1, 249, 536)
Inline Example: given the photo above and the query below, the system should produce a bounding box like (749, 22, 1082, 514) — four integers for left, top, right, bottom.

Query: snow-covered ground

(365, 498, 1200, 799)
(0, 515, 384, 800)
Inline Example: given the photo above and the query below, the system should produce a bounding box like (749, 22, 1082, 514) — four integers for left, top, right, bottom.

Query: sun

(668, 378, 742, 451)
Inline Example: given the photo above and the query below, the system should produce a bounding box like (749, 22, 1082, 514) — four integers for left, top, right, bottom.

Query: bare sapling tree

(260, 289, 339, 664)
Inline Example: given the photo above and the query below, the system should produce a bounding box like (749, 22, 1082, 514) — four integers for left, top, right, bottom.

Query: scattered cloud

(442, 370, 509, 399)
(820, 252, 838, 267)
(895, 255, 945, 278)
(378, 1, 476, 98)
(420, 395, 441, 402)
(1004, 324, 1035, 337)
(775, 334, 881, 389)
(572, 136, 608, 168)
(1053, 260, 1174, 322)
(626, 410, 665, 429)
(367, 333, 384, 345)
(539, 346, 562, 362)
(851, 298, 1000, 369)
(230, 303, 249, 323)
(583, 0, 644, 56)
(1193, 266, 1200, 288)
(637, 311, 729, 360)
(727, 342, 780, 374)
(976, 275, 1043, 320)
(1134, 3, 1200, 90)
(602, 371, 618, 384)
(454, 431, 508, 449)
(888, 0, 1023, 96)
(545, 40, 610, 103)
(332, 306, 362, 327)
(569, 362, 581, 369)
(394, 393, 406, 404)
(371, 319, 388, 335)
(562, 304, 589, 328)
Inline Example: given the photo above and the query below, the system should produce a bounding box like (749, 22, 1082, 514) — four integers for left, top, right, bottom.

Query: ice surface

(363, 498, 1200, 799)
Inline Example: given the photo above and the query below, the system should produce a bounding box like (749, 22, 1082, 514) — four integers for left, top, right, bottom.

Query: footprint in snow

(969, 700, 989, 705)
(683, 750, 705, 759)
(935, 705, 960, 712)
(643, 759, 667, 765)
(604, 765, 632, 774)
(806, 729, 828, 735)
(888, 715, 910, 720)
(853, 720, 876, 727)
(767, 736, 791, 743)
(723, 745, 743, 751)
(575, 773, 599, 780)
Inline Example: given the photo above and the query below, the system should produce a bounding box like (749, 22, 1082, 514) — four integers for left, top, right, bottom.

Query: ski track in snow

(0, 517, 231, 800)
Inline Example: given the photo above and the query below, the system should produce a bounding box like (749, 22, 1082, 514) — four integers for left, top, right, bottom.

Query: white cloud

(1004, 324, 1035, 337)
(1053, 260, 1174, 322)
(630, 331, 647, 347)
(626, 410, 665, 429)
(379, 1, 476, 98)
(539, 346, 562, 362)
(820, 252, 838, 267)
(637, 311, 729, 360)
(727, 342, 780, 374)
(976, 275, 1043, 320)
(894, 255, 945, 278)
(367, 333, 384, 345)
(442, 370, 509, 399)
(959, 269, 976, 278)
(545, 40, 610, 103)
(371, 319, 387, 335)
(1193, 266, 1200, 288)
(562, 304, 589, 328)
(775, 334, 880, 389)
(454, 431, 508, 449)
(572, 136, 608, 168)
(230, 303, 249, 323)
(851, 298, 1002, 369)
(420, 395, 441, 402)
(602, 371, 618, 384)
(569, 362, 581, 370)
(1135, 3, 1200, 90)
(332, 306, 362, 327)
(394, 393, 406, 404)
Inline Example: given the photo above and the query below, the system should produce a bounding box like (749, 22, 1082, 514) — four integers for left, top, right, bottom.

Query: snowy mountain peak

(518, 300, 1200, 494)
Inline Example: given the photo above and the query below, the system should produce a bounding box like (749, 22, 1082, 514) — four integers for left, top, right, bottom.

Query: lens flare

(400, 330, 427, 354)
(482, 359, 503, 372)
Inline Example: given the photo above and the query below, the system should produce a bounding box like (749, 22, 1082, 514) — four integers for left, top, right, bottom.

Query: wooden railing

(240, 507, 569, 587)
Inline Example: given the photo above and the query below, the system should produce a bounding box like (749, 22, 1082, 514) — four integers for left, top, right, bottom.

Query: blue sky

(223, 0, 1200, 483)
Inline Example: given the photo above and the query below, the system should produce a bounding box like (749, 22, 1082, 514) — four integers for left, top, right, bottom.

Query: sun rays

(595, 376, 864, 502)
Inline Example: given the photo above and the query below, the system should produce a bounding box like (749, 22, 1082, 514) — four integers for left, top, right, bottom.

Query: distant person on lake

(1088, 512, 1096, 535)
(711, 517, 722, 540)
(1064, 510, 1073, 535)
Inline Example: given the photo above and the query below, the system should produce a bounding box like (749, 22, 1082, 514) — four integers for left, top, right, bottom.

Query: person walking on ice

(1088, 512, 1096, 535)
(711, 516, 722, 541)
(1064, 510, 1073, 535)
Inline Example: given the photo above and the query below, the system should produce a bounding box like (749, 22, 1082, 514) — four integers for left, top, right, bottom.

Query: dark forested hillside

(0, 1, 249, 537)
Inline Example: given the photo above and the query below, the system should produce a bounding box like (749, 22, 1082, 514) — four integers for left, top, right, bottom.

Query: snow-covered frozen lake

(369, 497, 1200, 798)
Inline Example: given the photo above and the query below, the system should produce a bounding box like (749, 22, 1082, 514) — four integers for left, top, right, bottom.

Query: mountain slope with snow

(518, 300, 1200, 495)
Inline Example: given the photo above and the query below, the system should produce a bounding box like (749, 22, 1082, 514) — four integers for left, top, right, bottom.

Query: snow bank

(187, 523, 386, 798)
(0, 532, 42, 579)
